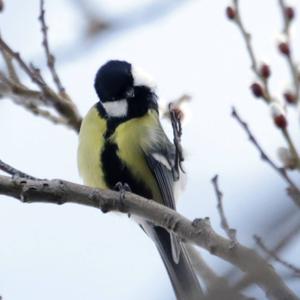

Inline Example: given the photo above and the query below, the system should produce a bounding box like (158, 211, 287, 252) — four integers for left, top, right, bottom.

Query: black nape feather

(127, 86, 158, 117)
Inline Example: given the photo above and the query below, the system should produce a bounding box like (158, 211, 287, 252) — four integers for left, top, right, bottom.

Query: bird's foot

(114, 182, 131, 193)
(113, 182, 131, 213)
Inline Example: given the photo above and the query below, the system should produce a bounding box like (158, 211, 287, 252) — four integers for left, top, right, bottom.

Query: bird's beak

(125, 87, 135, 98)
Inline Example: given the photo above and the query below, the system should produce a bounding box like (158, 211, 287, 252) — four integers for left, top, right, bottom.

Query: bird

(77, 60, 203, 300)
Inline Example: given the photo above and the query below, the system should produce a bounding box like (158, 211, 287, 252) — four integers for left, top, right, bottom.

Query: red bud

(285, 6, 295, 20)
(284, 91, 296, 104)
(250, 82, 264, 98)
(171, 106, 184, 121)
(226, 6, 236, 20)
(278, 42, 290, 56)
(260, 64, 271, 79)
(274, 115, 287, 129)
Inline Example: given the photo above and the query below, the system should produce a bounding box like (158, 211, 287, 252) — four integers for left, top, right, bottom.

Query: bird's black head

(94, 60, 134, 102)
(94, 60, 158, 119)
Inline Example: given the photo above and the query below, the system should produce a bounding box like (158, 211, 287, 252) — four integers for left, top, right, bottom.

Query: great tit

(77, 60, 203, 299)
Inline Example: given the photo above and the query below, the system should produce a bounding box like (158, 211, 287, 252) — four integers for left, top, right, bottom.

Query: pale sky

(0, 0, 299, 299)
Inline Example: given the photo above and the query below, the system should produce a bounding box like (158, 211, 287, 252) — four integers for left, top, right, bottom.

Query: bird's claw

(113, 182, 131, 213)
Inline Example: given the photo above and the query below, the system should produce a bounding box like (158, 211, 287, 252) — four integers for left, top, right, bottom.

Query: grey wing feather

(144, 140, 181, 263)
(145, 152, 176, 209)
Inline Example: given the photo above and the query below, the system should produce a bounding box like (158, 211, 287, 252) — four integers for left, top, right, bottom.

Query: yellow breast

(111, 110, 162, 201)
(77, 106, 108, 189)
(78, 106, 162, 202)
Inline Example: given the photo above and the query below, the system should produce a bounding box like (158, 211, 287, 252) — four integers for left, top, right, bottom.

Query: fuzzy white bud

(277, 147, 297, 169)
(275, 33, 287, 44)
(270, 101, 285, 118)
(160, 95, 191, 125)
(270, 101, 288, 128)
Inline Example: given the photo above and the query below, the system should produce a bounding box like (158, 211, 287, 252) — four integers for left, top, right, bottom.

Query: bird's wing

(143, 128, 182, 262)
(144, 149, 176, 209)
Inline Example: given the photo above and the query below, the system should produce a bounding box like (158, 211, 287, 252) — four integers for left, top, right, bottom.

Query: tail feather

(145, 224, 203, 300)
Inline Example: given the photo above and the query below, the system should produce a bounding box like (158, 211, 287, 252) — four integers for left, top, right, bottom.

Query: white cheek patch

(103, 99, 128, 117)
(152, 153, 172, 170)
(131, 65, 157, 91)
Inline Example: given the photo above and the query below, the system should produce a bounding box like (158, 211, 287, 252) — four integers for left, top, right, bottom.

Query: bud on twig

(278, 42, 290, 56)
(277, 147, 297, 169)
(259, 63, 271, 79)
(226, 6, 236, 20)
(171, 106, 184, 121)
(274, 115, 287, 128)
(284, 91, 296, 104)
(285, 6, 295, 21)
(162, 95, 191, 124)
(270, 102, 287, 129)
(250, 82, 264, 98)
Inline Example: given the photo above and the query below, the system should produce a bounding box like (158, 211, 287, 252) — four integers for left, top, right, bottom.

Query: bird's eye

(125, 87, 135, 98)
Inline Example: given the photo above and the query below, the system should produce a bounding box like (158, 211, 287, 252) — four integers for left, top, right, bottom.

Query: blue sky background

(0, 0, 299, 299)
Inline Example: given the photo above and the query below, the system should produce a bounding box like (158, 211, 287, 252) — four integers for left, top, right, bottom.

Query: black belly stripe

(101, 140, 153, 199)
(96, 100, 154, 199)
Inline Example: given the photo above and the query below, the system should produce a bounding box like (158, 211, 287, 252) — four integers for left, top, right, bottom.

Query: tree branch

(228, 216, 300, 294)
(39, 0, 66, 95)
(169, 101, 185, 178)
(0, 160, 36, 180)
(254, 235, 300, 277)
(0, 46, 20, 83)
(278, 0, 299, 102)
(231, 0, 271, 102)
(211, 175, 237, 244)
(228, 0, 300, 167)
(0, 35, 82, 132)
(0, 174, 297, 300)
(232, 107, 300, 208)
(185, 244, 251, 300)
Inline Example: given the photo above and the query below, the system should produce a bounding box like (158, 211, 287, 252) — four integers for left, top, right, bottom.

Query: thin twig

(0, 46, 20, 83)
(212, 175, 237, 245)
(233, 0, 257, 72)
(230, 219, 300, 293)
(39, 0, 66, 95)
(0, 70, 43, 102)
(0, 71, 69, 126)
(0, 160, 36, 180)
(232, 0, 271, 102)
(231, 107, 300, 207)
(162, 94, 191, 119)
(281, 128, 300, 168)
(0, 36, 47, 88)
(271, 221, 300, 256)
(254, 235, 300, 277)
(278, 0, 299, 102)
(0, 35, 82, 131)
(24, 103, 69, 126)
(169, 102, 185, 179)
(231, 0, 300, 168)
